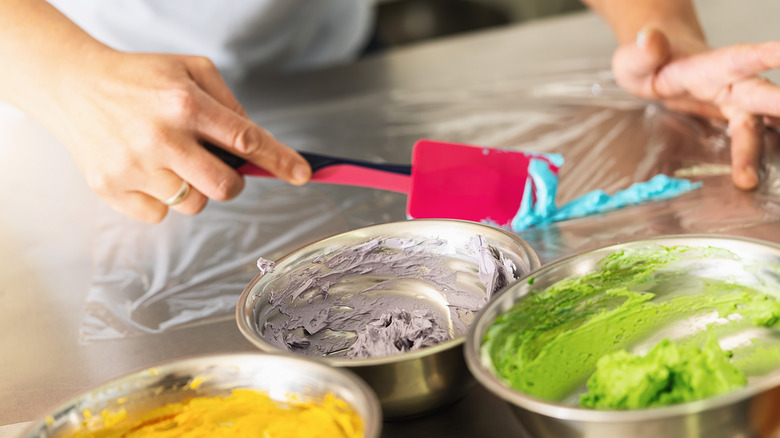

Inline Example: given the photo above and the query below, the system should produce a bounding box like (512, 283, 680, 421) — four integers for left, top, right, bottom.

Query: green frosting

(580, 337, 746, 409)
(482, 245, 780, 409)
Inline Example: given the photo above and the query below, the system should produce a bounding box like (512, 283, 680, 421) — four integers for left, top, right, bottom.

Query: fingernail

(743, 165, 759, 187)
(636, 26, 653, 48)
(292, 163, 310, 185)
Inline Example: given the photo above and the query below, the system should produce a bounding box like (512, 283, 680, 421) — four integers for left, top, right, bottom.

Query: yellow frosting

(69, 389, 363, 438)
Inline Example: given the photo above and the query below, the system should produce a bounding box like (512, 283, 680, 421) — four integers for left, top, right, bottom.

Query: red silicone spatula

(206, 139, 558, 226)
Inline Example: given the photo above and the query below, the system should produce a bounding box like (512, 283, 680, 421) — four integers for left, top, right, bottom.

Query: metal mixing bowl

(21, 352, 381, 438)
(236, 219, 540, 419)
(465, 234, 780, 438)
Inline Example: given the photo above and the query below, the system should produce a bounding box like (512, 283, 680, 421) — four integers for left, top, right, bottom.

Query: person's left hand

(611, 27, 780, 190)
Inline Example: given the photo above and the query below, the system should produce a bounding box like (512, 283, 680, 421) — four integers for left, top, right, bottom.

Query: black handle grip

(203, 142, 247, 169)
(204, 142, 411, 176)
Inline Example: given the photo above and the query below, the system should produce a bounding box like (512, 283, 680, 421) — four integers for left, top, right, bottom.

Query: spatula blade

(407, 140, 546, 226)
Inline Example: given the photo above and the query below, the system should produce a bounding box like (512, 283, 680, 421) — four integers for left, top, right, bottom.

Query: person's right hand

(611, 27, 780, 190)
(44, 50, 311, 223)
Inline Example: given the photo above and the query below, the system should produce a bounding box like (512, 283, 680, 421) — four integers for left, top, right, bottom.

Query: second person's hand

(611, 27, 780, 190)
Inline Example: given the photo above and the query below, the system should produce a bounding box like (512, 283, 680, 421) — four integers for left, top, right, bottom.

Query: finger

(143, 169, 209, 215)
(191, 92, 311, 185)
(662, 98, 725, 120)
(703, 42, 780, 85)
(656, 42, 780, 99)
(184, 56, 248, 117)
(612, 27, 672, 99)
(763, 115, 780, 126)
(102, 191, 169, 224)
(160, 137, 247, 202)
(724, 108, 762, 190)
(722, 76, 780, 117)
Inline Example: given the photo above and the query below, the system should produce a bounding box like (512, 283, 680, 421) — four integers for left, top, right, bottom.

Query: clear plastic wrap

(80, 60, 780, 342)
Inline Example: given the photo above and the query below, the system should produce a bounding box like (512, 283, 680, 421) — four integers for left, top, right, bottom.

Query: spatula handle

(204, 142, 411, 194)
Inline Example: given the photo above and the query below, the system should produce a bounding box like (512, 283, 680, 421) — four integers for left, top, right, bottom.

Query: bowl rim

(21, 351, 383, 438)
(236, 218, 541, 367)
(464, 233, 780, 422)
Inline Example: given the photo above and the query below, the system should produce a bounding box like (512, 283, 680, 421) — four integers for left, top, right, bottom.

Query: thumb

(612, 27, 672, 99)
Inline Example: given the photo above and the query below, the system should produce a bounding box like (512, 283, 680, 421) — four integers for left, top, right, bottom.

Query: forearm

(0, 0, 113, 119)
(581, 0, 705, 45)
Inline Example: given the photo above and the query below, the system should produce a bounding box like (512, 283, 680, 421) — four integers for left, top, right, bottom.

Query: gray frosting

(256, 235, 518, 359)
(346, 309, 450, 359)
(473, 234, 516, 298)
(256, 258, 276, 275)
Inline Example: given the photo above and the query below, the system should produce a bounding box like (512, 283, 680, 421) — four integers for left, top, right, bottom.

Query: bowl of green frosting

(465, 235, 780, 438)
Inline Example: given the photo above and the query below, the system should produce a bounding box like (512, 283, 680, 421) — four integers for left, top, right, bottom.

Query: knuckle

(211, 174, 243, 201)
(140, 129, 189, 168)
(193, 56, 217, 73)
(143, 126, 172, 150)
(87, 158, 137, 194)
(714, 82, 735, 106)
(231, 124, 264, 155)
(181, 197, 208, 215)
(159, 85, 199, 119)
(727, 111, 761, 134)
(86, 171, 115, 196)
(123, 199, 167, 224)
(732, 110, 755, 125)
(158, 136, 188, 161)
(142, 209, 167, 224)
(741, 115, 761, 131)
(274, 153, 297, 174)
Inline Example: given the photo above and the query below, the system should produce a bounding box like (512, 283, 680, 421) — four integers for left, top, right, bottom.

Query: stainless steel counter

(3, 2, 780, 437)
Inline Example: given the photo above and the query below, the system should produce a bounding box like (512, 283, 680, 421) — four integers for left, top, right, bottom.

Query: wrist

(0, 0, 116, 122)
(585, 0, 707, 50)
(10, 40, 118, 134)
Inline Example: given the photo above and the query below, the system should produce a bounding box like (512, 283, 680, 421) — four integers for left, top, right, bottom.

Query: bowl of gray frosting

(236, 219, 540, 419)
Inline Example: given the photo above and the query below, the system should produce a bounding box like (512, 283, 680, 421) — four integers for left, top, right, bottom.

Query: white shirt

(48, 0, 374, 81)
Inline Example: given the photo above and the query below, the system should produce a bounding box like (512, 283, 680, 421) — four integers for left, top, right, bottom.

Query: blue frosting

(510, 155, 563, 231)
(505, 155, 702, 232)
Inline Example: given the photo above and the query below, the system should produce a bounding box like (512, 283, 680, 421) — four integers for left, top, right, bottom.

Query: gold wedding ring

(163, 181, 190, 206)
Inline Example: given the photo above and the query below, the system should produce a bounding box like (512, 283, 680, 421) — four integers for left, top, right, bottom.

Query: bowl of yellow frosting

(21, 352, 381, 438)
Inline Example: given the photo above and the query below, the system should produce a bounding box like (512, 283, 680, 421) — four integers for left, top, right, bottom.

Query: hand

(611, 27, 779, 190)
(45, 50, 311, 223)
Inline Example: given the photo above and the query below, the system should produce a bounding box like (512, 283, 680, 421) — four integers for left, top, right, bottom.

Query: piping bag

(206, 139, 559, 226)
